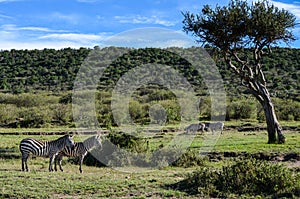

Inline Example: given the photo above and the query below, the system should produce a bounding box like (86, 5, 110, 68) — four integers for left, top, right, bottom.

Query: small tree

(183, 0, 296, 143)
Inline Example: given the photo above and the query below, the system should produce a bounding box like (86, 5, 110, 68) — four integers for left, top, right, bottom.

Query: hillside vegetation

(0, 47, 299, 128)
(0, 47, 299, 100)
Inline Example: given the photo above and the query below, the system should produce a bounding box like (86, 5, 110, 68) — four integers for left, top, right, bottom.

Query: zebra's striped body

(55, 135, 102, 173)
(19, 135, 75, 172)
(204, 122, 224, 134)
(184, 123, 205, 134)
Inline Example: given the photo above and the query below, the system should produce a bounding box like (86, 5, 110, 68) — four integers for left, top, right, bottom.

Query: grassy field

(0, 125, 299, 198)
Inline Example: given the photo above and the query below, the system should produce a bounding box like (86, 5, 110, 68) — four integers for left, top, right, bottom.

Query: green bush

(158, 100, 181, 123)
(18, 106, 52, 128)
(182, 159, 299, 198)
(107, 131, 148, 153)
(50, 104, 72, 125)
(172, 150, 206, 168)
(129, 100, 148, 123)
(217, 159, 296, 196)
(227, 98, 257, 120)
(150, 148, 182, 168)
(198, 96, 211, 120)
(274, 98, 300, 121)
(0, 104, 19, 124)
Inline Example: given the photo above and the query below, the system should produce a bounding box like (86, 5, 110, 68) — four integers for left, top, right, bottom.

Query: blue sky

(1, 0, 300, 49)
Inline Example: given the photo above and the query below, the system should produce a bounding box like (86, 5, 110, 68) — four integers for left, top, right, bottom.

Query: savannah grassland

(0, 126, 299, 199)
(0, 47, 299, 198)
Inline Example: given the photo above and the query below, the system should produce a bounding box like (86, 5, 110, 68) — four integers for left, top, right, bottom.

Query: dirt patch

(206, 151, 300, 164)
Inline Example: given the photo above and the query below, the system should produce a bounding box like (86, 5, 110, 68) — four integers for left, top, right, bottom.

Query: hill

(0, 47, 299, 101)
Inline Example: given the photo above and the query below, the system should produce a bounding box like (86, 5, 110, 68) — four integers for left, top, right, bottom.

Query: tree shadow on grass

(0, 168, 22, 172)
(0, 148, 20, 159)
(163, 178, 200, 196)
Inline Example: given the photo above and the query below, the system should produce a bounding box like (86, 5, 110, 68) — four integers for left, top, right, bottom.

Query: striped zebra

(184, 123, 206, 134)
(54, 135, 102, 173)
(19, 135, 75, 172)
(204, 122, 224, 134)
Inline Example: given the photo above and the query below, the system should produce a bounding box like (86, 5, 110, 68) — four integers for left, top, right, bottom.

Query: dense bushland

(173, 158, 300, 198)
(0, 47, 299, 128)
(0, 47, 299, 100)
(0, 91, 299, 128)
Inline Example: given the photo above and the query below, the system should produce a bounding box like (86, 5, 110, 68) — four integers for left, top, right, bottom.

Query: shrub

(274, 98, 300, 121)
(150, 148, 182, 168)
(10, 93, 48, 107)
(107, 131, 148, 153)
(50, 104, 72, 125)
(172, 150, 206, 168)
(0, 104, 19, 125)
(217, 159, 296, 196)
(227, 98, 257, 120)
(182, 159, 299, 198)
(198, 96, 211, 120)
(18, 106, 52, 128)
(158, 100, 181, 123)
(129, 100, 148, 123)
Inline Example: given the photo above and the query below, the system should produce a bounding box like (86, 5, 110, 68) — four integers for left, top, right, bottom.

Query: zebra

(204, 122, 224, 134)
(19, 135, 75, 172)
(54, 135, 102, 173)
(184, 123, 206, 134)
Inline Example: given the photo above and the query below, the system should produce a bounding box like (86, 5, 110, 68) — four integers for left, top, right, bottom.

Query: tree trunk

(256, 86, 285, 144)
(262, 99, 285, 143)
(224, 54, 285, 144)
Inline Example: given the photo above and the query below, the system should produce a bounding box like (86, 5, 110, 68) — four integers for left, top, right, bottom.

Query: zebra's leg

(57, 155, 64, 172)
(49, 154, 55, 172)
(54, 155, 57, 171)
(79, 156, 84, 173)
(54, 155, 63, 172)
(21, 155, 25, 171)
(201, 127, 205, 134)
(21, 153, 29, 172)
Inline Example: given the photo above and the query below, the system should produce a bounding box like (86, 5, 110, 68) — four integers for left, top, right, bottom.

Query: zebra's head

(65, 135, 75, 149)
(95, 135, 102, 149)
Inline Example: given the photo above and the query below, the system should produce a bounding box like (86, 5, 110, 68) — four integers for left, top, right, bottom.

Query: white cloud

(102, 27, 194, 48)
(0, 40, 91, 50)
(39, 33, 108, 42)
(1, 24, 67, 32)
(114, 15, 177, 27)
(0, 0, 20, 2)
(0, 24, 111, 50)
(0, 14, 13, 19)
(271, 0, 300, 19)
(51, 12, 81, 24)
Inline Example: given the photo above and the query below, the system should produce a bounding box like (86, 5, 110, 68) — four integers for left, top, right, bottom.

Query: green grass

(0, 160, 191, 199)
(0, 126, 299, 198)
(213, 130, 299, 153)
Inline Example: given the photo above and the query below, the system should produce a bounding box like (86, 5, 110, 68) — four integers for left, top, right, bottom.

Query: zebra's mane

(82, 135, 101, 150)
(50, 135, 68, 143)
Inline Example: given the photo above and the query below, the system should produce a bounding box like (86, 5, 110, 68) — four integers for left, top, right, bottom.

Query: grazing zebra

(19, 135, 75, 172)
(204, 122, 224, 134)
(184, 123, 206, 134)
(54, 135, 102, 173)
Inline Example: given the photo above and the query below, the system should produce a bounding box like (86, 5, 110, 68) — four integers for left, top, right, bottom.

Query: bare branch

(224, 56, 240, 75)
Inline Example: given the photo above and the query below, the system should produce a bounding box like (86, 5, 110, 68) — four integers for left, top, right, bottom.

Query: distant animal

(54, 135, 102, 173)
(204, 122, 224, 134)
(19, 135, 75, 172)
(184, 123, 206, 134)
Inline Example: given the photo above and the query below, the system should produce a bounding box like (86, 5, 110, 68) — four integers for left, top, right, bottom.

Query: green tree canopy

(182, 0, 297, 143)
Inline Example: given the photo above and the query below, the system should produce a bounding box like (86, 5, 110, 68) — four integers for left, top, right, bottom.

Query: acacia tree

(183, 0, 296, 143)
